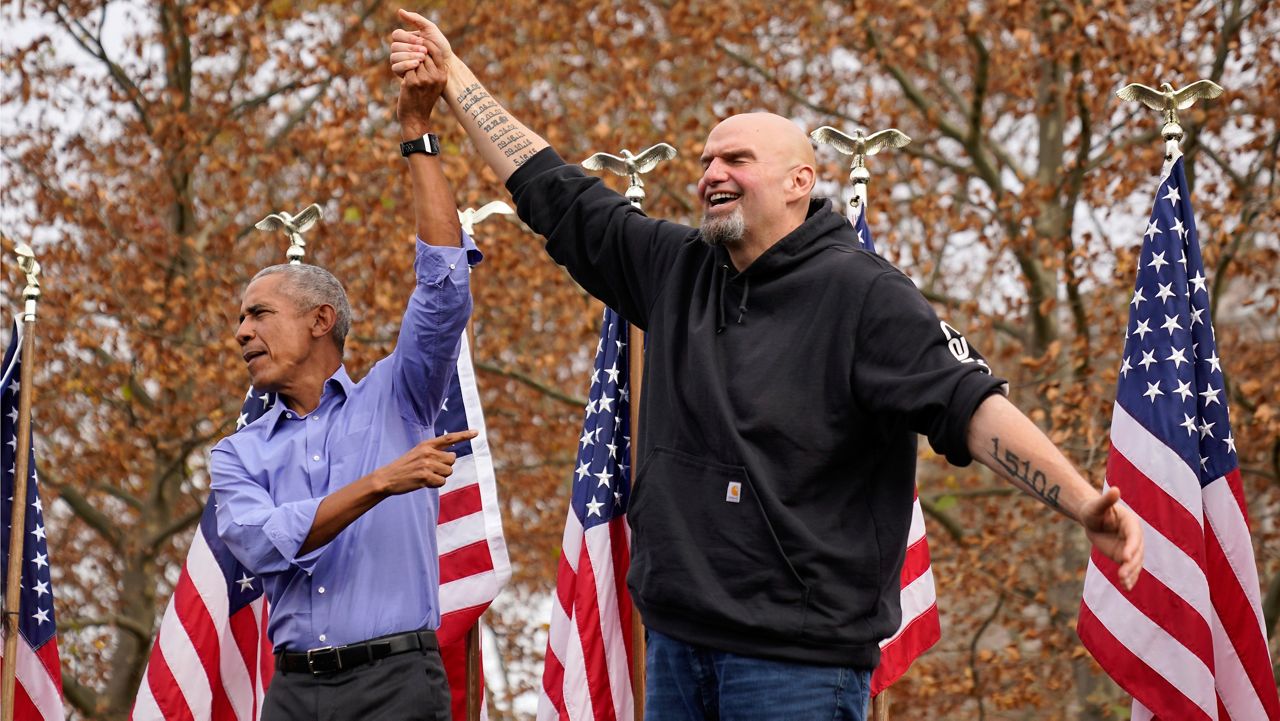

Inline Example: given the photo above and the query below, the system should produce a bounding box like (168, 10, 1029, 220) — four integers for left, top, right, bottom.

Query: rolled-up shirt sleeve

(210, 445, 327, 575)
(394, 232, 482, 428)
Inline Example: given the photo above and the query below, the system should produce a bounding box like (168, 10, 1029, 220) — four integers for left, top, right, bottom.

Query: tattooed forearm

(455, 82, 536, 167)
(988, 436, 1061, 507)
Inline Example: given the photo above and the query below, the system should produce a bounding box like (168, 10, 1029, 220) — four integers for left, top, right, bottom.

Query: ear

(309, 304, 338, 340)
(787, 164, 816, 202)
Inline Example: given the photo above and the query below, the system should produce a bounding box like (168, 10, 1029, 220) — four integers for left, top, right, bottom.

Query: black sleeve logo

(939, 321, 991, 374)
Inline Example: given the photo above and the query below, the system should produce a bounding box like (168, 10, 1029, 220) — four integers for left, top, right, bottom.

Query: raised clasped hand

(390, 8, 452, 78)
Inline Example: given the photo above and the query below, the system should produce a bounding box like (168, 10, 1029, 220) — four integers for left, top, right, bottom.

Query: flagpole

(458, 202, 513, 721)
(812, 126, 912, 721)
(627, 323, 644, 721)
(620, 157, 655, 721)
(579, 143, 678, 721)
(1, 243, 42, 721)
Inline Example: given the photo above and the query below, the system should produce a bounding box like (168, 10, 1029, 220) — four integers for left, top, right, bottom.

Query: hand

(373, 429, 479, 494)
(390, 9, 453, 78)
(396, 34, 448, 139)
(1081, 486, 1144, 590)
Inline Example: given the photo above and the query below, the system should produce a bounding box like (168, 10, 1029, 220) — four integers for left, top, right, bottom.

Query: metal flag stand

(1, 242, 42, 721)
(812, 125, 912, 721)
(811, 126, 911, 226)
(581, 141, 678, 721)
(456, 199, 513, 721)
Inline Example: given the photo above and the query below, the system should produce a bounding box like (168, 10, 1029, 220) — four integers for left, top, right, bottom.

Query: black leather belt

(275, 628, 438, 676)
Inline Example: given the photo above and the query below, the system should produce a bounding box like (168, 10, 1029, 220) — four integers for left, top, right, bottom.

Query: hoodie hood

(711, 197, 860, 332)
(727, 197, 859, 279)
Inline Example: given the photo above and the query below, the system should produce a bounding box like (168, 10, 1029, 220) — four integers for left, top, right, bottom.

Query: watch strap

(400, 133, 440, 157)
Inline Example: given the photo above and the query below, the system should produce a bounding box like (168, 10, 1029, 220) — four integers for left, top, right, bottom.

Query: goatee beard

(700, 207, 745, 247)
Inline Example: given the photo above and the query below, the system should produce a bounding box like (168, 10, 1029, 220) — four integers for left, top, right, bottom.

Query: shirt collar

(261, 365, 354, 440)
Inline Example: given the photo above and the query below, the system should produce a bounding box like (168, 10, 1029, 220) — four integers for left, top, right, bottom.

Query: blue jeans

(644, 630, 871, 721)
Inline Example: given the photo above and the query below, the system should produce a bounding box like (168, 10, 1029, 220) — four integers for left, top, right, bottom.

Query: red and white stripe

(1, 634, 65, 720)
(537, 508, 633, 720)
(1079, 403, 1280, 720)
(436, 334, 511, 721)
(871, 492, 941, 696)
(132, 527, 272, 721)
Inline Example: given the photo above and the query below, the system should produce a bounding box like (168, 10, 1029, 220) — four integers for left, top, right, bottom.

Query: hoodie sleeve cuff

(505, 147, 568, 196)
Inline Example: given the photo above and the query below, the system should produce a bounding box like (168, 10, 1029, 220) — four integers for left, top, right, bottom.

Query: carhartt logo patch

(725, 481, 742, 503)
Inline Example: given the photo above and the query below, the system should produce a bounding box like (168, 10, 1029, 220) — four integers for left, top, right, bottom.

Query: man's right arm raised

(390, 9, 546, 184)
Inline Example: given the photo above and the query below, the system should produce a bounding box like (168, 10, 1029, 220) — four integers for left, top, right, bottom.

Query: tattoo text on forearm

(988, 436, 1061, 507)
(456, 82, 538, 168)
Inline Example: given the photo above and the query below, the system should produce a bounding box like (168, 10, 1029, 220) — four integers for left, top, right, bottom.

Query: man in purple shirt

(210, 34, 473, 721)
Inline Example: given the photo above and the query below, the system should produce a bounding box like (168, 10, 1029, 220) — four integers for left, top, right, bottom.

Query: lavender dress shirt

(211, 235, 480, 652)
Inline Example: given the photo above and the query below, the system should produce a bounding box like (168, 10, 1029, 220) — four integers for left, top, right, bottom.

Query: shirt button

(285, 412, 294, 419)
(449, 263, 456, 270)
(319, 634, 327, 642)
(312, 455, 321, 461)
(318, 586, 326, 594)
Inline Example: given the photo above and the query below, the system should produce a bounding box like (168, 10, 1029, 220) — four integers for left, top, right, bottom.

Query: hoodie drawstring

(736, 276, 750, 325)
(714, 263, 728, 334)
(714, 263, 751, 333)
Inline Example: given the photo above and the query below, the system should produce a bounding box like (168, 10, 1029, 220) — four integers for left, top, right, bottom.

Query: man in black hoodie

(389, 12, 1143, 721)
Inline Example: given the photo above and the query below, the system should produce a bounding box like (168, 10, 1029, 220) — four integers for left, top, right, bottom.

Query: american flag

(133, 331, 510, 720)
(1, 321, 66, 720)
(852, 208, 942, 696)
(538, 308, 634, 721)
(1077, 157, 1280, 720)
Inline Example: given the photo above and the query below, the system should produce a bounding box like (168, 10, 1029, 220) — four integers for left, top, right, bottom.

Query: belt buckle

(306, 645, 337, 674)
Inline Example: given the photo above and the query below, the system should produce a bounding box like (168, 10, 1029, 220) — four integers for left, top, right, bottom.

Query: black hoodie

(509, 148, 1006, 667)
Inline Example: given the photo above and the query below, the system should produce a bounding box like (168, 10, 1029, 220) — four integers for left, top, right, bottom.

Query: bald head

(696, 112, 818, 268)
(708, 113, 816, 168)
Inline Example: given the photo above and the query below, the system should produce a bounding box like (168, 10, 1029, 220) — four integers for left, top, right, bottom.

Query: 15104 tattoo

(988, 436, 1061, 507)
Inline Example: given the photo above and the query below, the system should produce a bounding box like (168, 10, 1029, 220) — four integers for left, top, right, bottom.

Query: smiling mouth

(706, 192, 741, 212)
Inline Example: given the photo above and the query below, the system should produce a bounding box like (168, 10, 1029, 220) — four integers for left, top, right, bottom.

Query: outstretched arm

(398, 26, 463, 246)
(967, 393, 1144, 590)
(390, 9, 548, 184)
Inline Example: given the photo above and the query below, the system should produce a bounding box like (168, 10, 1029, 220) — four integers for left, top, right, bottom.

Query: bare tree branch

(969, 592, 1006, 721)
(61, 613, 152, 641)
(60, 672, 100, 717)
(474, 361, 587, 408)
(44, 477, 123, 549)
(50, 2, 155, 135)
(920, 288, 1026, 343)
(146, 501, 205, 550)
(918, 496, 966, 542)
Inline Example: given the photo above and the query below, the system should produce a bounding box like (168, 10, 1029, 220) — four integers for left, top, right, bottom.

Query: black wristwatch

(400, 133, 440, 157)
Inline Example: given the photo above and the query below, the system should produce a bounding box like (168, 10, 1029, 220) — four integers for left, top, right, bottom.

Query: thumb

(1084, 486, 1121, 530)
(398, 8, 435, 32)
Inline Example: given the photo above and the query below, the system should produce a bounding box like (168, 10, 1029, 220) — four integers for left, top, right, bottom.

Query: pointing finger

(424, 429, 479, 449)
